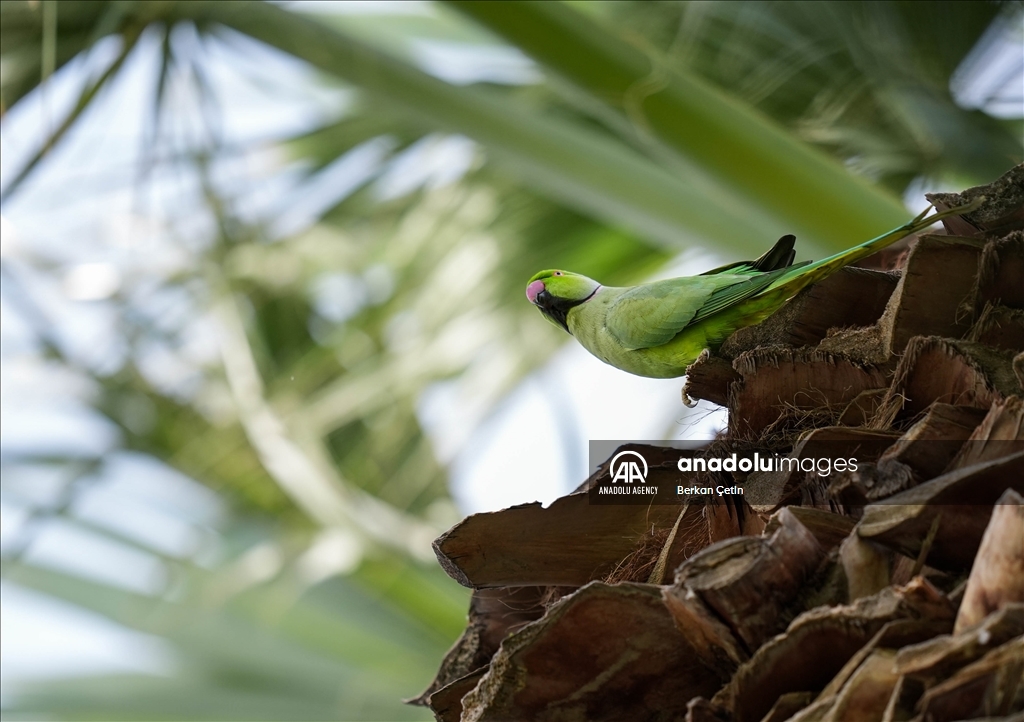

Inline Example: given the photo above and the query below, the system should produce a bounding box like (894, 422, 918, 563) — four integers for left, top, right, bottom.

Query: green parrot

(526, 202, 979, 379)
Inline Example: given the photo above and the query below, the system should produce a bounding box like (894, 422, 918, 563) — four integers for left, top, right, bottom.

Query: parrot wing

(605, 263, 807, 350)
(603, 277, 718, 350)
(698, 234, 797, 277)
(689, 262, 810, 325)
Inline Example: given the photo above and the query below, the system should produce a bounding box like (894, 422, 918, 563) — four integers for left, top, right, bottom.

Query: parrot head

(525, 270, 600, 333)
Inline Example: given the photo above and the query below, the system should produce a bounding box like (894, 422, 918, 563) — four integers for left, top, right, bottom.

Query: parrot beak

(526, 280, 545, 304)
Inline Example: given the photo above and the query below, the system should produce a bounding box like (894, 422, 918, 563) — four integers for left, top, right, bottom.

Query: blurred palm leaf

(592, 0, 1022, 189)
(4, 534, 467, 720)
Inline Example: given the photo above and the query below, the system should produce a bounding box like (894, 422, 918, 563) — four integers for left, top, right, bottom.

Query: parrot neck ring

(532, 286, 600, 334)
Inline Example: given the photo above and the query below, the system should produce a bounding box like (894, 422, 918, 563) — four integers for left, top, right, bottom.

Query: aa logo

(609, 450, 648, 484)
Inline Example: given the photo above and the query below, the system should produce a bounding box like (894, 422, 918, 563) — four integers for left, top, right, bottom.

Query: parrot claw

(681, 388, 698, 408)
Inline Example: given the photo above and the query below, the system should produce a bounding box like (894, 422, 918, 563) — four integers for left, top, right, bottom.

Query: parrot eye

(554, 271, 562, 276)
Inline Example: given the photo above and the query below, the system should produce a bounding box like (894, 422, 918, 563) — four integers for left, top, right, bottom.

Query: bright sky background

(1, 0, 1021, 703)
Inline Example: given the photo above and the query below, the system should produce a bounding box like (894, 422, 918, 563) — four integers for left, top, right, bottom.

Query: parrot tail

(762, 198, 985, 300)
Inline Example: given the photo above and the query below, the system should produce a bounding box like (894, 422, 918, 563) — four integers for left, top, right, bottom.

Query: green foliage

(3, 546, 467, 720)
(599, 1, 1020, 190)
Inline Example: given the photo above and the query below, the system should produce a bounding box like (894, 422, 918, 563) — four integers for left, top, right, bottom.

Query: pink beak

(526, 280, 545, 304)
